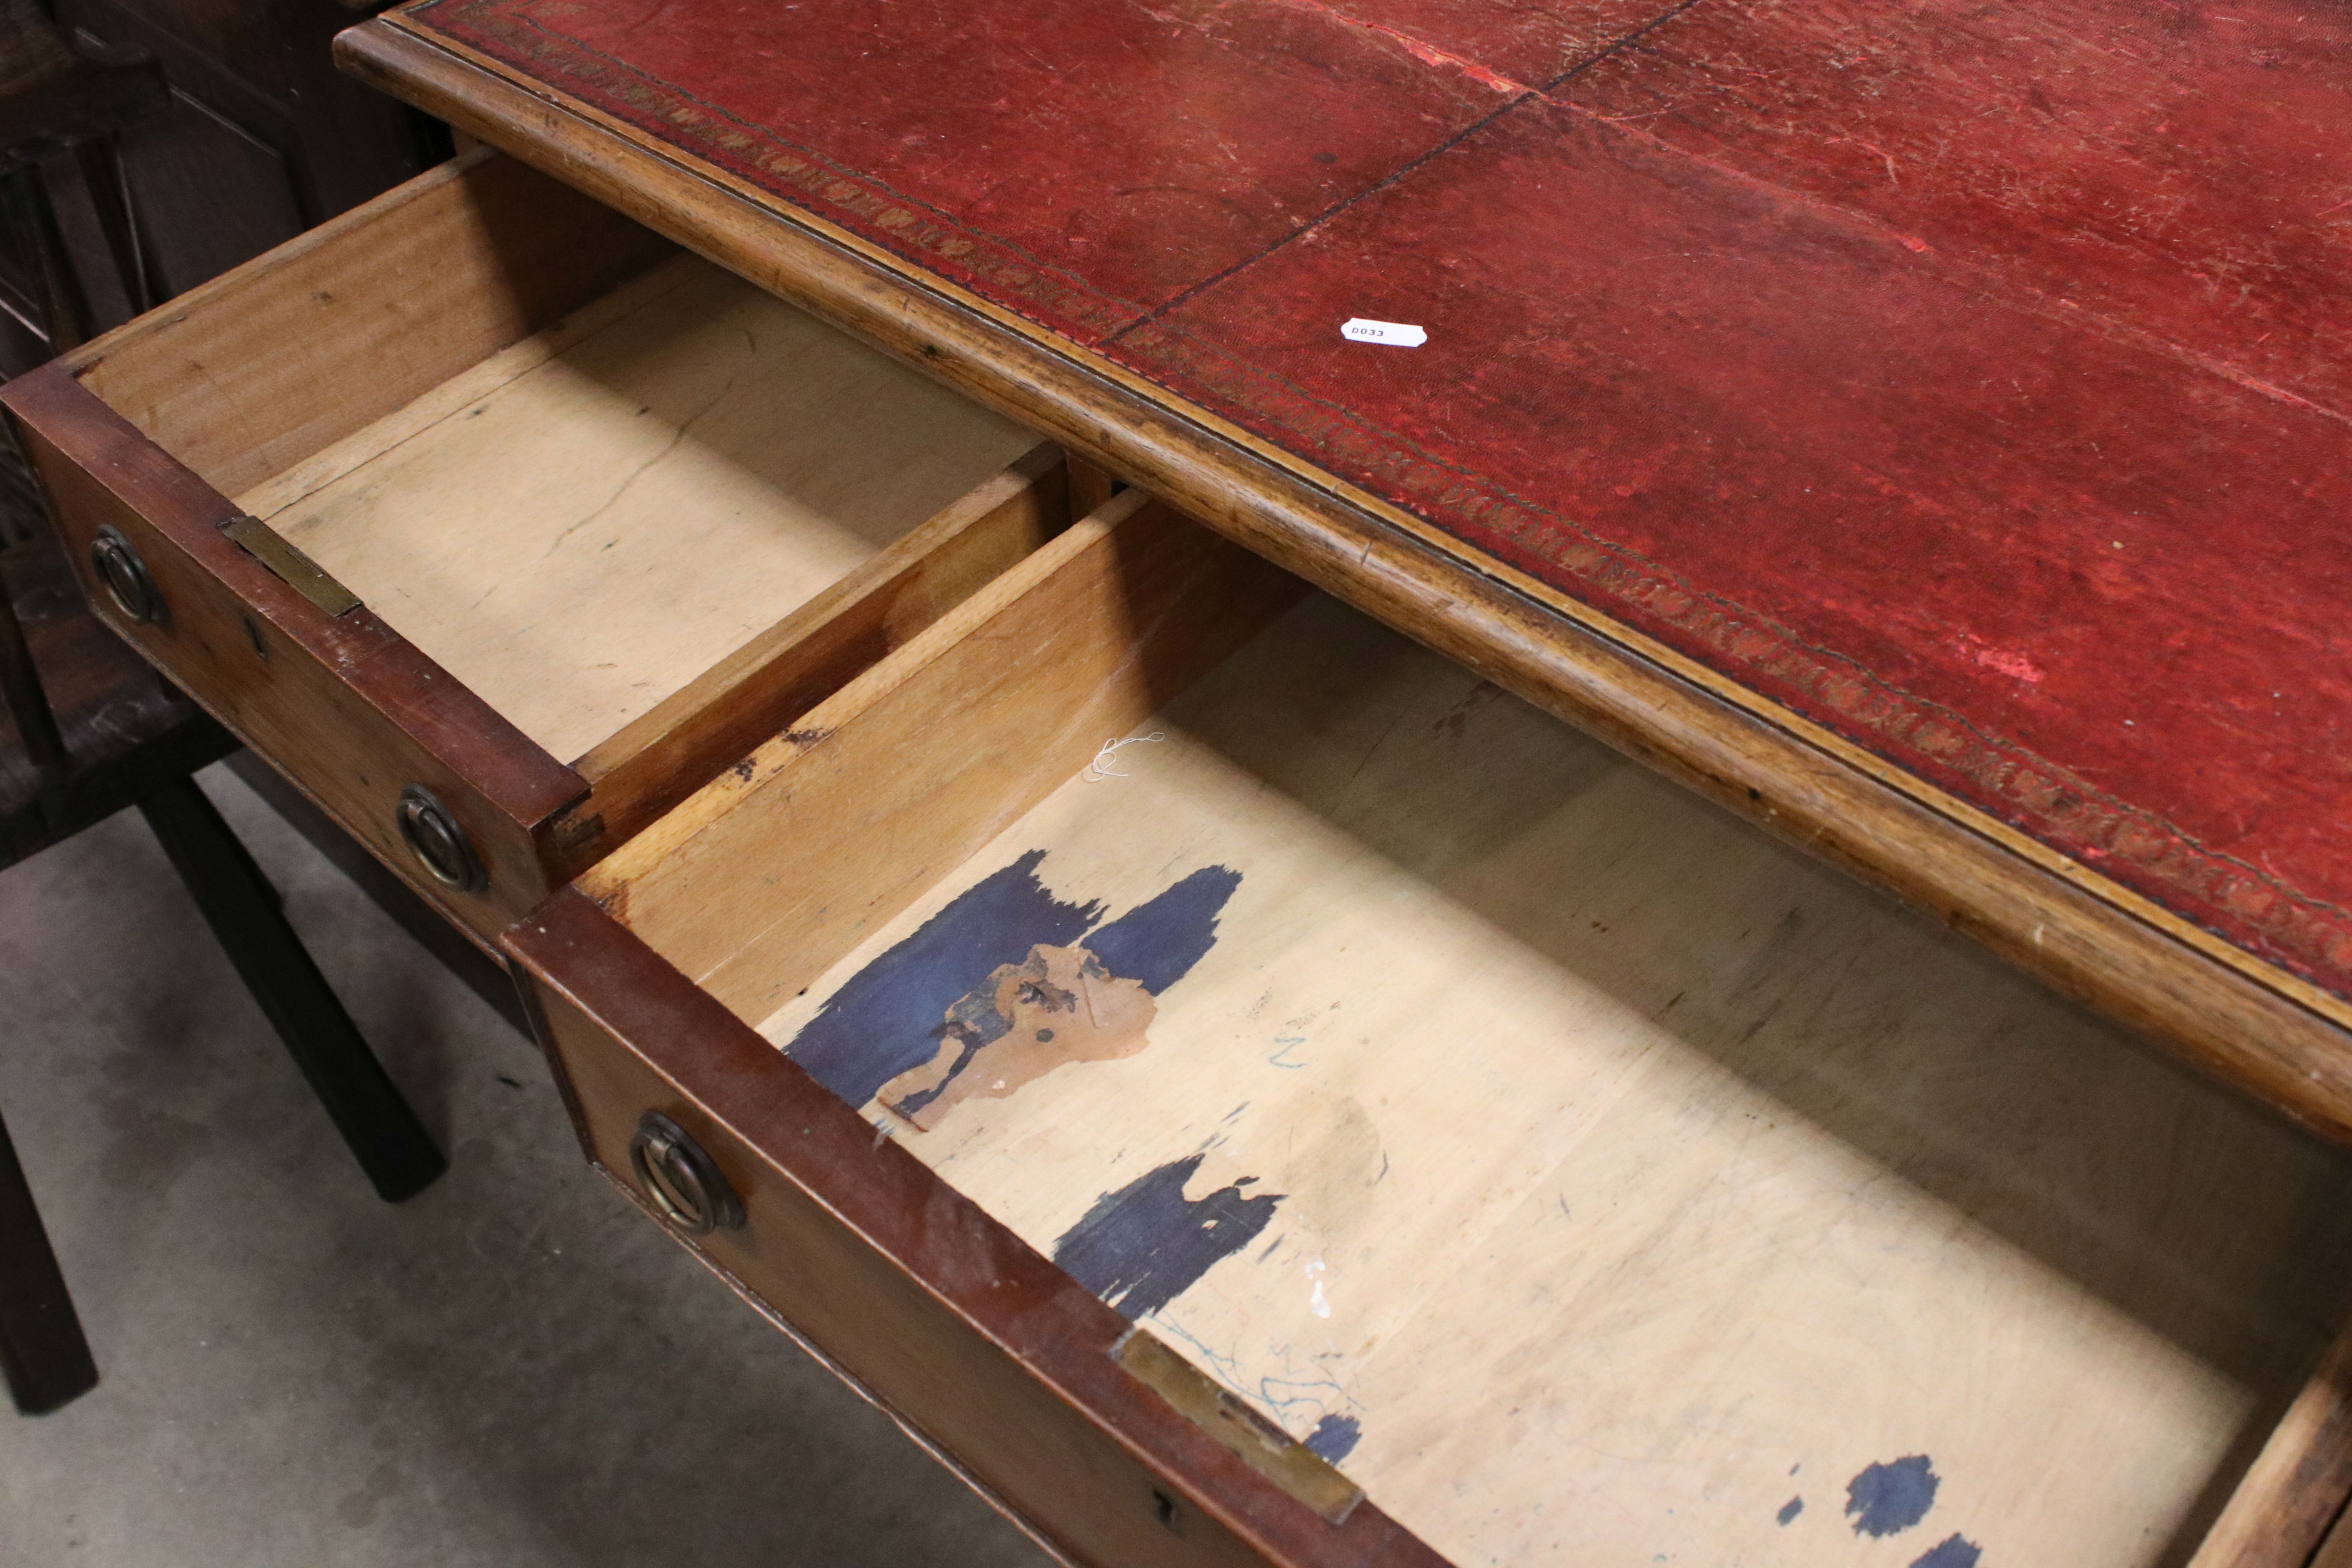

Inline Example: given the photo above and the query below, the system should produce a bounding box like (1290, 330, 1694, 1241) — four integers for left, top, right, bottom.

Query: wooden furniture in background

(0, 523, 443, 1414)
(0, 0, 163, 365)
(0, 0, 446, 1421)
(0, 0, 443, 380)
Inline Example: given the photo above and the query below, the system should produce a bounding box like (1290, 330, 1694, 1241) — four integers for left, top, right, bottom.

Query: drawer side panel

(69, 148, 675, 501)
(2191, 1312, 2352, 1568)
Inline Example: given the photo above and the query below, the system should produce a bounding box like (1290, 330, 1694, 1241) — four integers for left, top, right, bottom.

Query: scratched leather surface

(411, 0, 2352, 1004)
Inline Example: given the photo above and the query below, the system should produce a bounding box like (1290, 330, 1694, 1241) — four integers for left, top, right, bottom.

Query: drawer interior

(583, 495, 2352, 1567)
(232, 250, 1036, 765)
(66, 149, 1053, 848)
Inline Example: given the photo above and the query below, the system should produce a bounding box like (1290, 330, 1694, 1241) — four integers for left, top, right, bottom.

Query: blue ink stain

(788, 851, 1099, 1106)
(1777, 1496, 1804, 1526)
(787, 853, 1241, 1110)
(1269, 1037, 1307, 1068)
(887, 942, 1115, 1122)
(1846, 1455, 1940, 1537)
(1304, 1414, 1361, 1463)
(1054, 1153, 1282, 1319)
(1087, 866, 1242, 992)
(1909, 1535, 1981, 1568)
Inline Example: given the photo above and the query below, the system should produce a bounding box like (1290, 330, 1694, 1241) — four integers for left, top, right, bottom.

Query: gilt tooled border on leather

(406, 0, 2352, 1006)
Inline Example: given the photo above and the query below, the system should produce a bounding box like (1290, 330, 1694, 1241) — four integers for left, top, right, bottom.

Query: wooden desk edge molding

(334, 13, 2352, 1143)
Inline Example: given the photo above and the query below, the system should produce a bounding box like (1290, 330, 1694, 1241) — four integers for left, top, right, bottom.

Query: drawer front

(0, 149, 664, 941)
(508, 889, 1442, 1568)
(7, 380, 583, 940)
(2, 146, 1061, 947)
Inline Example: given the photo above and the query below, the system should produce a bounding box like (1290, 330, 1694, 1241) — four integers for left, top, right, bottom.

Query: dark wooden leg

(0, 1104, 96, 1415)
(0, 535, 63, 770)
(73, 137, 153, 321)
(137, 775, 446, 1202)
(224, 753, 532, 1040)
(0, 165, 94, 353)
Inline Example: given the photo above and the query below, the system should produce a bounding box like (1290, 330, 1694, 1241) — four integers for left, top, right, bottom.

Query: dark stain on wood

(1089, 864, 1243, 994)
(1907, 1535, 1980, 1568)
(1055, 1152, 1283, 1321)
(880, 864, 1243, 1123)
(1846, 1454, 1939, 1537)
(1305, 1414, 1361, 1464)
(788, 848, 1104, 1107)
(791, 853, 1242, 1116)
(882, 940, 1158, 1126)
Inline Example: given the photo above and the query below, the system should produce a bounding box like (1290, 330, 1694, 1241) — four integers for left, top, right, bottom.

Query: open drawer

(0, 148, 1071, 942)
(508, 492, 2352, 1568)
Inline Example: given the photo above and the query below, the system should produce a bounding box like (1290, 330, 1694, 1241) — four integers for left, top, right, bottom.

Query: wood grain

(69, 145, 671, 499)
(580, 492, 1305, 1020)
(753, 591, 2352, 1568)
(1067, 455, 1119, 519)
(372, 0, 2352, 1037)
(2314, 1507, 2352, 1568)
(336, 19, 2352, 1146)
(2192, 1313, 2352, 1568)
(563, 440, 1073, 865)
(0, 530, 236, 867)
(250, 250, 1035, 764)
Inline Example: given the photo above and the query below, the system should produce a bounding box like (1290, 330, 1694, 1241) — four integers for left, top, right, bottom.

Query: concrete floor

(0, 760, 1050, 1567)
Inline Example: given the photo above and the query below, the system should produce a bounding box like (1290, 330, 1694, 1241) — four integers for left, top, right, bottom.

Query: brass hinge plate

(1113, 1328, 1365, 1524)
(220, 514, 361, 617)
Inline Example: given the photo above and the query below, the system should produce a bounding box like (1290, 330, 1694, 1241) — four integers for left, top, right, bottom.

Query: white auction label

(1341, 317, 1427, 347)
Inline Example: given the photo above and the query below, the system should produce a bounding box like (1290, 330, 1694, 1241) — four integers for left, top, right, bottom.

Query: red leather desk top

(399, 0, 2352, 1011)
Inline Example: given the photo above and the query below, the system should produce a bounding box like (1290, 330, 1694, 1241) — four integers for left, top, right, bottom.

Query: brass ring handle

(629, 1112, 744, 1236)
(395, 784, 485, 893)
(90, 525, 164, 625)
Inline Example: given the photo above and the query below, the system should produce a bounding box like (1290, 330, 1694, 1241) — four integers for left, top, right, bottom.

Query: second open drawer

(0, 148, 1076, 942)
(506, 491, 2352, 1568)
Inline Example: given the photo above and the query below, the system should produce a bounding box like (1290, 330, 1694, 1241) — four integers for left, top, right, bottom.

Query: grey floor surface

(0, 759, 1050, 1567)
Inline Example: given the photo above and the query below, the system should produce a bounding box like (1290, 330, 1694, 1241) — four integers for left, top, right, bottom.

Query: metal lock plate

(219, 514, 361, 617)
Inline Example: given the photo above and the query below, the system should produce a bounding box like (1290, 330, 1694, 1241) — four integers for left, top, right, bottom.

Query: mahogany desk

(11, 1, 2352, 1563)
